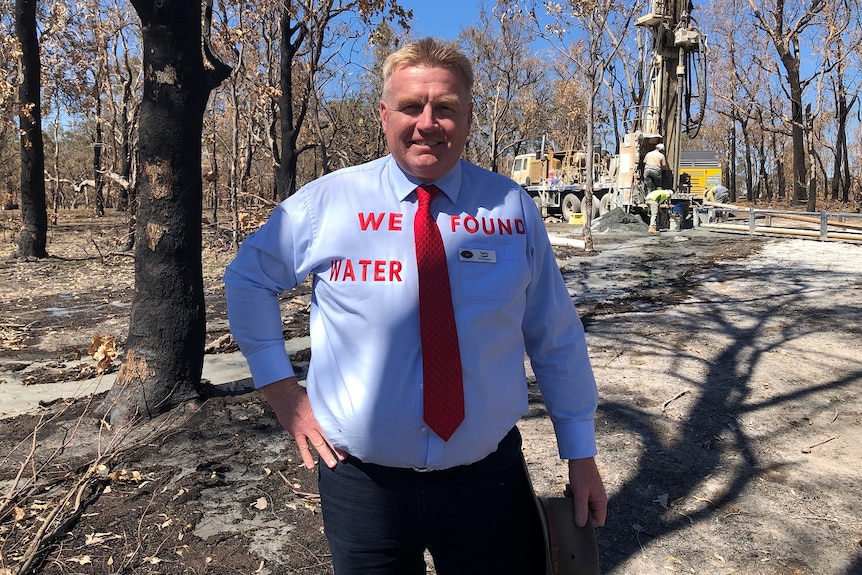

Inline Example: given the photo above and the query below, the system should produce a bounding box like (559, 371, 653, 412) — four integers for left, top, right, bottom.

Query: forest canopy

(2, 0, 861, 221)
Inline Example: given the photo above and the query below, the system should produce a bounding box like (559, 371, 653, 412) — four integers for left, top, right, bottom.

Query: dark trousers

(644, 167, 662, 194)
(317, 427, 546, 575)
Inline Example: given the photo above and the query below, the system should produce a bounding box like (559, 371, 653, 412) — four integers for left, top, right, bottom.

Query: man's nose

(417, 105, 438, 128)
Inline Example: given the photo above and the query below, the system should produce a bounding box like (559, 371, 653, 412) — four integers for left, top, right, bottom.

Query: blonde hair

(382, 37, 474, 97)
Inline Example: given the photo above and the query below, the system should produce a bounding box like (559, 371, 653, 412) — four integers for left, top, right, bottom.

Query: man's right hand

(261, 377, 343, 469)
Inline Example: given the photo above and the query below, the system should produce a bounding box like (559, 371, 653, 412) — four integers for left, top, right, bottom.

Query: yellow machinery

(614, 0, 709, 218)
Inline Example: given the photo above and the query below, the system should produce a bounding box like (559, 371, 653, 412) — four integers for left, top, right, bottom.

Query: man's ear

(380, 99, 388, 131)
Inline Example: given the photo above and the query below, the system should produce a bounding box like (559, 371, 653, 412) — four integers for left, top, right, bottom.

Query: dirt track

(1, 213, 861, 574)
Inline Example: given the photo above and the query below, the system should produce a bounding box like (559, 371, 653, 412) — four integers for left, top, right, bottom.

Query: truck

(510, 143, 619, 221)
(511, 147, 720, 221)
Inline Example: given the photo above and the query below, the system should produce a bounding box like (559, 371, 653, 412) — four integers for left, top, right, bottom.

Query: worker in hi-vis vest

(646, 189, 672, 234)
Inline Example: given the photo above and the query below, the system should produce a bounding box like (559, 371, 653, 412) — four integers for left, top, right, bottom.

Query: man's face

(380, 65, 473, 182)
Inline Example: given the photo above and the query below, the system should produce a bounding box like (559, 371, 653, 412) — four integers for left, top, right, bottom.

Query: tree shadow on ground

(590, 249, 862, 574)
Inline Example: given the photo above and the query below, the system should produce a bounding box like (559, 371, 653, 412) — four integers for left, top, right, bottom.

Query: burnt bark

(116, 51, 138, 213)
(103, 0, 230, 426)
(93, 90, 106, 216)
(15, 0, 48, 259)
(277, 12, 305, 200)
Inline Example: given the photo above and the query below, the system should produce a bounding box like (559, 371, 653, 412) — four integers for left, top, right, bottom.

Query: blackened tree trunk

(93, 89, 106, 216)
(119, 56, 138, 249)
(15, 0, 48, 259)
(273, 1, 408, 200)
(277, 12, 305, 200)
(116, 57, 137, 213)
(102, 0, 230, 426)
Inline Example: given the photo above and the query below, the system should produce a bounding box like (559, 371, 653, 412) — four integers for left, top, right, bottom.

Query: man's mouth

(412, 140, 440, 147)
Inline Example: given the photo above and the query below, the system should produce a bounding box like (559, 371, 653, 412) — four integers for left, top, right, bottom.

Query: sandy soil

(0, 210, 860, 575)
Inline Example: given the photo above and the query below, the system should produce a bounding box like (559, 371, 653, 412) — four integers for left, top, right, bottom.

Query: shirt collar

(387, 156, 463, 204)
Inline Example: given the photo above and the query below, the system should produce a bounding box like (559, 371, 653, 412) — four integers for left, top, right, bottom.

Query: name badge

(459, 249, 497, 263)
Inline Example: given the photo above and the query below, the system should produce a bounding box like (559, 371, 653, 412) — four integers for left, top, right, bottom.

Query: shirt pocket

(457, 243, 528, 302)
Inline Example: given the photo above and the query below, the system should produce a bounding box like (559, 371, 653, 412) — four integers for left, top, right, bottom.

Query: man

(646, 188, 673, 234)
(705, 184, 729, 204)
(705, 184, 730, 223)
(224, 38, 606, 575)
(642, 143, 667, 194)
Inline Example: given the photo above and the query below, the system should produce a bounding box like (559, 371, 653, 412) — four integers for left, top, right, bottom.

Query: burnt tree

(102, 0, 230, 426)
(275, 0, 410, 200)
(15, 0, 48, 259)
(93, 88, 106, 217)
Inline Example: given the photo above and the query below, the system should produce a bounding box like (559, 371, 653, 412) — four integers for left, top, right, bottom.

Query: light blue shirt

(223, 155, 598, 469)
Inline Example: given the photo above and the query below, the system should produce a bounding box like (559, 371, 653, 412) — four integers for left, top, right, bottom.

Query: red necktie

(414, 185, 464, 441)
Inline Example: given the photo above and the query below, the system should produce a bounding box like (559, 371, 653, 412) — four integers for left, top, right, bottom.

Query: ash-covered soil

(1, 210, 861, 575)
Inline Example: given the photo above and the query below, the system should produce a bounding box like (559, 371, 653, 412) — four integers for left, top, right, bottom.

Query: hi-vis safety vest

(646, 190, 671, 203)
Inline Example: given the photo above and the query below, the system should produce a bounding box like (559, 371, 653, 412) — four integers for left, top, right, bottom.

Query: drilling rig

(614, 0, 708, 225)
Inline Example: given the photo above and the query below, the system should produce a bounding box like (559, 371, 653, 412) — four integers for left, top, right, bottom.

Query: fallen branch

(204, 332, 235, 353)
(604, 349, 624, 366)
(662, 390, 691, 412)
(801, 436, 839, 454)
(277, 470, 321, 504)
(0, 408, 75, 522)
(103, 250, 136, 259)
(237, 191, 279, 208)
(90, 238, 105, 264)
(14, 468, 106, 575)
(85, 243, 135, 263)
(796, 514, 862, 526)
(1, 396, 200, 574)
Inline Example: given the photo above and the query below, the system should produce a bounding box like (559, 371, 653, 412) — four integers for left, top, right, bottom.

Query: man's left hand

(567, 457, 608, 528)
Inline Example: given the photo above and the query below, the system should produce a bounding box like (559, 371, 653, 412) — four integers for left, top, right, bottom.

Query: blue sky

(400, 0, 486, 40)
